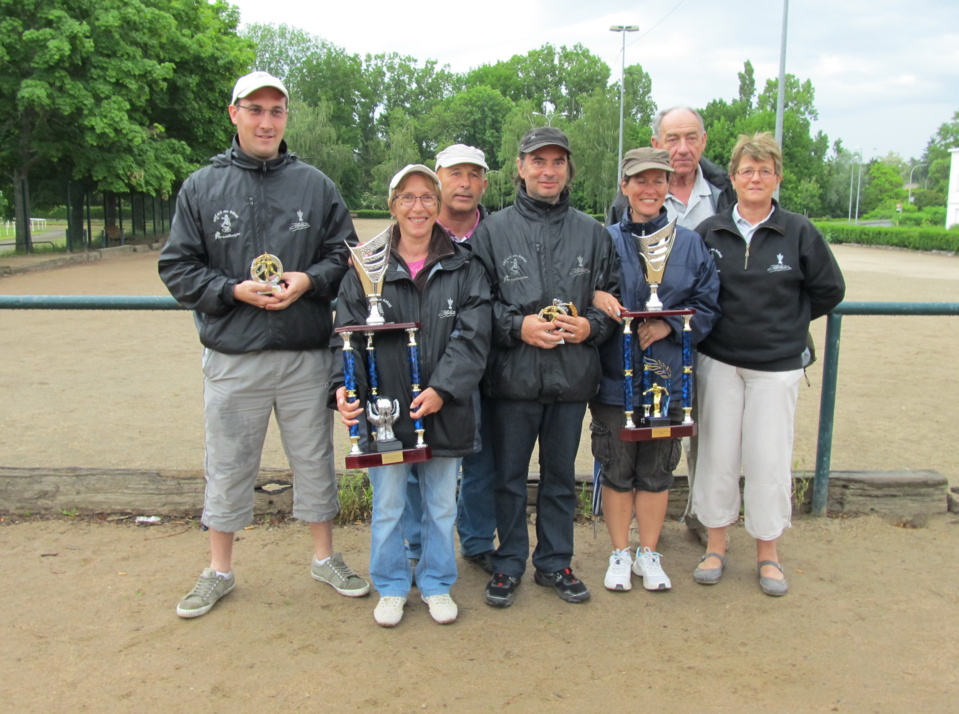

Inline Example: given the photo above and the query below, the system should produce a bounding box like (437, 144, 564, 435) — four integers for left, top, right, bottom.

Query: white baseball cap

(435, 144, 489, 171)
(389, 164, 441, 192)
(231, 71, 289, 105)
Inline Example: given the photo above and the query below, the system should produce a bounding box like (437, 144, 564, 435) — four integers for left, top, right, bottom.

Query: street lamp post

(855, 151, 864, 223)
(530, 110, 565, 128)
(610, 24, 639, 188)
(848, 147, 861, 221)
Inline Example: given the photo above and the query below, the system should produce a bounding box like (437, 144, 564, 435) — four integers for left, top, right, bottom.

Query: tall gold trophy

(620, 219, 697, 441)
(335, 227, 431, 468)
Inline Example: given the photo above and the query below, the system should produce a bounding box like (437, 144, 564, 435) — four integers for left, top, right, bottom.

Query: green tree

(921, 109, 959, 201)
(369, 110, 421, 208)
(861, 161, 905, 215)
(284, 100, 354, 190)
(424, 86, 514, 163)
(699, 67, 830, 216)
(464, 43, 610, 121)
(567, 88, 619, 213)
(0, 0, 251, 250)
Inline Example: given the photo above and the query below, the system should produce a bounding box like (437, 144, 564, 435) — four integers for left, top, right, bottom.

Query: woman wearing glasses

(332, 164, 490, 626)
(690, 133, 844, 596)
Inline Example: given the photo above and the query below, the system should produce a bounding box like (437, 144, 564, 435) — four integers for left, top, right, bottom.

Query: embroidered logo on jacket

(438, 298, 457, 319)
(289, 210, 310, 232)
(767, 253, 792, 273)
(568, 255, 591, 277)
(502, 254, 529, 283)
(213, 210, 240, 240)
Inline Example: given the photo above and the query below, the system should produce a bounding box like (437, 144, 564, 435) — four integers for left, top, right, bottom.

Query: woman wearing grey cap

(331, 165, 491, 626)
(590, 147, 719, 593)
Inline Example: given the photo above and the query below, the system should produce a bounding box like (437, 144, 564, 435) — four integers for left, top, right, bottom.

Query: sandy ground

(1, 230, 958, 712)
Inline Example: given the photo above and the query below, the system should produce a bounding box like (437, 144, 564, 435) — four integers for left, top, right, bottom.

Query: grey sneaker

(176, 568, 235, 619)
(311, 553, 370, 597)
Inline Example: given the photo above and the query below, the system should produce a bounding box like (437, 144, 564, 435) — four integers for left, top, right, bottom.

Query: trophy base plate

(345, 446, 432, 470)
(620, 422, 697, 442)
(621, 308, 696, 319)
(372, 438, 403, 453)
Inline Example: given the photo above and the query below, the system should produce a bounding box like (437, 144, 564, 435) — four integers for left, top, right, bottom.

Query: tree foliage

(1, 0, 251, 247)
(11, 15, 950, 237)
(921, 109, 959, 199)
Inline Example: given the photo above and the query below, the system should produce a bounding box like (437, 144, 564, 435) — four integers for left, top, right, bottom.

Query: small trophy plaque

(250, 253, 283, 294)
(634, 219, 678, 311)
(336, 229, 431, 469)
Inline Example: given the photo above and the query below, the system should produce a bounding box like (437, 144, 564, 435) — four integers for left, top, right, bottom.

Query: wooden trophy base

(620, 422, 697, 442)
(345, 446, 432, 470)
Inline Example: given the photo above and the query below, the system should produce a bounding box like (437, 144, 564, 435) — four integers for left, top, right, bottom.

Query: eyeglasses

(736, 168, 777, 179)
(236, 104, 288, 120)
(394, 194, 438, 207)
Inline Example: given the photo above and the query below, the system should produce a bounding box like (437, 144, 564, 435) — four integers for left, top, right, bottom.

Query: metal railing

(4, 295, 957, 516)
(813, 301, 959, 515)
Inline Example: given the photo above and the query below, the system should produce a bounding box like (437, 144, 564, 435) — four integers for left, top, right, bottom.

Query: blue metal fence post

(812, 312, 843, 515)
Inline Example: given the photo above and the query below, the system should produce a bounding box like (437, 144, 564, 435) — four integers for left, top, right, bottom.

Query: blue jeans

(369, 457, 461, 597)
(401, 473, 423, 560)
(456, 401, 497, 557)
(489, 400, 587, 577)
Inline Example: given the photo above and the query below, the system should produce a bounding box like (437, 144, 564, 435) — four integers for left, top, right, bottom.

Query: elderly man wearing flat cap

(160, 70, 369, 619)
(469, 127, 620, 608)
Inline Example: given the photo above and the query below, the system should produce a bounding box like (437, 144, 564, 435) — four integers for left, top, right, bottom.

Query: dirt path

(1, 234, 958, 711)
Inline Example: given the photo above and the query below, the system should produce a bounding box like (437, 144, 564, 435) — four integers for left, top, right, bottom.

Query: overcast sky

(230, 0, 959, 162)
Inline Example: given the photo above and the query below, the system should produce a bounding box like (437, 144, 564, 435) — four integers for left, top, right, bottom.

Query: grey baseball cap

(519, 127, 571, 155)
(621, 147, 674, 177)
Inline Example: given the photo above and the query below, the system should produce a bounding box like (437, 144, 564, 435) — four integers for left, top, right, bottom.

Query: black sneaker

(484, 573, 520, 608)
(463, 550, 494, 575)
(534, 568, 591, 603)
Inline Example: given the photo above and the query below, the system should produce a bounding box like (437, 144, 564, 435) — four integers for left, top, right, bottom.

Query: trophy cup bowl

(347, 227, 392, 325)
(634, 219, 678, 311)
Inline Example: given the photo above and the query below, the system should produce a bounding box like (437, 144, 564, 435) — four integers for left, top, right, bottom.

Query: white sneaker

(421, 593, 458, 624)
(373, 596, 407, 627)
(604, 549, 633, 592)
(633, 547, 672, 591)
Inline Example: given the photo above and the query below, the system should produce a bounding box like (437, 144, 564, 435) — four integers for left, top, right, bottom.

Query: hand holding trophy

(620, 218, 697, 441)
(250, 253, 284, 294)
(335, 227, 431, 468)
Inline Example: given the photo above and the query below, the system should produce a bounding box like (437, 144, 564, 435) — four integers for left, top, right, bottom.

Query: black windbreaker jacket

(330, 226, 492, 456)
(470, 187, 620, 403)
(159, 138, 355, 353)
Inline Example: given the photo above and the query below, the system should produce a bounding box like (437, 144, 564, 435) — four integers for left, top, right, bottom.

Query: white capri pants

(692, 353, 802, 541)
(202, 348, 338, 532)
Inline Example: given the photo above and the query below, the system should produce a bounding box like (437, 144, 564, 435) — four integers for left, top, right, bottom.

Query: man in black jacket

(606, 106, 736, 228)
(470, 128, 619, 608)
(160, 71, 369, 619)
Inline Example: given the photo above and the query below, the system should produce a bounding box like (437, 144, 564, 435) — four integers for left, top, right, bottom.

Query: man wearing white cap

(160, 70, 369, 619)
(434, 144, 490, 241)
